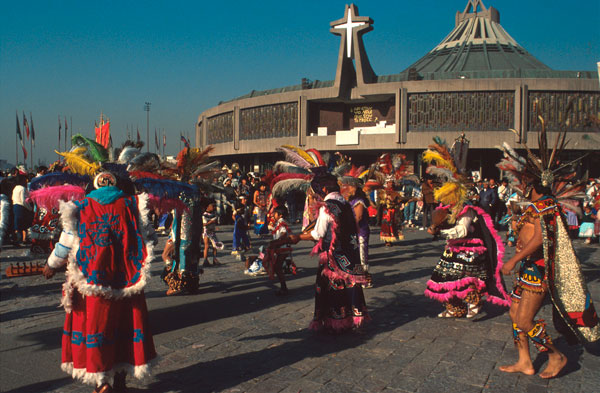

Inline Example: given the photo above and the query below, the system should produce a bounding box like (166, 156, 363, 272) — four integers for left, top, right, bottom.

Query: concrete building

(196, 0, 599, 177)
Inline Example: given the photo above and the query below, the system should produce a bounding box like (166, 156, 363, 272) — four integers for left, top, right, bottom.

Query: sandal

(166, 288, 183, 296)
(437, 310, 457, 318)
(94, 383, 113, 393)
(466, 304, 482, 318)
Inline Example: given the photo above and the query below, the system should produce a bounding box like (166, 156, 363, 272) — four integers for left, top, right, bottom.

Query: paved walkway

(1, 224, 599, 393)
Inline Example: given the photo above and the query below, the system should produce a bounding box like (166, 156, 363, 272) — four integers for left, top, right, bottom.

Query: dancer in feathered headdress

(498, 116, 599, 379)
(373, 153, 410, 247)
(43, 171, 156, 392)
(146, 145, 221, 296)
(288, 167, 370, 333)
(423, 134, 511, 320)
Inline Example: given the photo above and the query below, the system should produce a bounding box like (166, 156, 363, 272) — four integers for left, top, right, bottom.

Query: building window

(529, 91, 600, 132)
(207, 112, 234, 144)
(408, 91, 514, 131)
(240, 102, 298, 140)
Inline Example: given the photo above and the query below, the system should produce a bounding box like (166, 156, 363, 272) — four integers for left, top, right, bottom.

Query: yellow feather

(55, 149, 100, 176)
(434, 182, 466, 206)
(281, 145, 317, 166)
(422, 150, 456, 173)
(358, 169, 370, 179)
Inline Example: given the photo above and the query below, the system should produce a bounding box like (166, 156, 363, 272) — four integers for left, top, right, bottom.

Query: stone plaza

(1, 224, 598, 393)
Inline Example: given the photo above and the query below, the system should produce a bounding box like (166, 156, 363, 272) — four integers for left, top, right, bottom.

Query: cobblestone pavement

(1, 225, 599, 393)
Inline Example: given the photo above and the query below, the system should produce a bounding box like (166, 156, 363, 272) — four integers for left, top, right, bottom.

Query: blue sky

(1, 0, 598, 165)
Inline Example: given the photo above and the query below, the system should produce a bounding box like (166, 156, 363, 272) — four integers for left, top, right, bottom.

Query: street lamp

(144, 102, 151, 152)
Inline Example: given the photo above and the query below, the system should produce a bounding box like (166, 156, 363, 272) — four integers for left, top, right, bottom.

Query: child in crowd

(203, 201, 224, 267)
(267, 205, 294, 296)
(580, 203, 598, 244)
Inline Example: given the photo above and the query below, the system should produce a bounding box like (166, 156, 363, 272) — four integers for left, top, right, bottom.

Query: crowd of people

(1, 128, 599, 392)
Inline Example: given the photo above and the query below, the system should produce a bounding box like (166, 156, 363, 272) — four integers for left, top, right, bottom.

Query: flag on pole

(30, 113, 35, 147)
(23, 112, 30, 140)
(136, 127, 140, 142)
(95, 120, 111, 149)
(16, 112, 27, 160)
(58, 115, 62, 143)
(155, 129, 159, 150)
(101, 121, 110, 149)
(65, 116, 68, 146)
(181, 134, 190, 148)
(163, 132, 166, 148)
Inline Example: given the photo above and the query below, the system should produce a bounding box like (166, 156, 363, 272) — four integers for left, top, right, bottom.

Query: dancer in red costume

(44, 172, 156, 393)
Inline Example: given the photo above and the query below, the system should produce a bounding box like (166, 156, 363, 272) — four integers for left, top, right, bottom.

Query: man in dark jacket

(478, 180, 497, 216)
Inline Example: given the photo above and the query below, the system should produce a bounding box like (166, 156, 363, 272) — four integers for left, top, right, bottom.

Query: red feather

(270, 173, 312, 190)
(306, 148, 325, 166)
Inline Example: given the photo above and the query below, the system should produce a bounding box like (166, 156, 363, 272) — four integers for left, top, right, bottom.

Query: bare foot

(539, 353, 567, 379)
(499, 362, 535, 375)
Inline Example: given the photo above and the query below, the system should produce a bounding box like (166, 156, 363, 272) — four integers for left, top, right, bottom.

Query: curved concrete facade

(196, 1, 600, 176)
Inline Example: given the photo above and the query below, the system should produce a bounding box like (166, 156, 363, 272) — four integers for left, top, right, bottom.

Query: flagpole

(64, 116, 68, 151)
(15, 112, 18, 167)
(30, 130, 32, 170)
(70, 116, 73, 149)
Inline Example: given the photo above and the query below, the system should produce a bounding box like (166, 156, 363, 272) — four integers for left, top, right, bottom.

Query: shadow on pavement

(2, 377, 72, 393)
(148, 291, 431, 392)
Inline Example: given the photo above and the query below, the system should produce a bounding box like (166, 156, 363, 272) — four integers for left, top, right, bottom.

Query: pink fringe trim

(460, 205, 511, 307)
(425, 277, 486, 292)
(447, 237, 484, 246)
(446, 245, 487, 254)
(425, 287, 478, 302)
(308, 315, 370, 332)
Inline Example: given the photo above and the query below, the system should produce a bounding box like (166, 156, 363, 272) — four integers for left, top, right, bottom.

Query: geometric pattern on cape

(75, 196, 147, 289)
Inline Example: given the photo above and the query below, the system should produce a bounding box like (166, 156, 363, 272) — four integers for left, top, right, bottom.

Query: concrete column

(398, 88, 408, 144)
(234, 106, 240, 151)
(299, 96, 307, 146)
(201, 116, 207, 147)
(196, 119, 202, 149)
(514, 86, 521, 144)
(521, 84, 528, 144)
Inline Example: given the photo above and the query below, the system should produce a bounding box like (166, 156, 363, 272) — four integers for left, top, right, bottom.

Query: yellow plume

(358, 169, 370, 179)
(434, 182, 467, 207)
(281, 145, 317, 166)
(55, 149, 101, 176)
(422, 150, 456, 173)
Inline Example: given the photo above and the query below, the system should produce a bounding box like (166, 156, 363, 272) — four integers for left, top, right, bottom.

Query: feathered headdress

(497, 115, 587, 214)
(339, 164, 366, 187)
(176, 146, 219, 181)
(422, 134, 471, 223)
(270, 145, 319, 198)
(55, 147, 101, 177)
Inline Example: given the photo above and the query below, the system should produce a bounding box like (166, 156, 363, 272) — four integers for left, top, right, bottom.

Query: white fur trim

(0, 195, 10, 247)
(61, 360, 154, 386)
(58, 197, 154, 313)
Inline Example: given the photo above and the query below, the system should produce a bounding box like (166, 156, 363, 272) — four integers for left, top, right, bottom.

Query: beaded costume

(308, 192, 370, 332)
(497, 116, 600, 350)
(422, 135, 510, 317)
